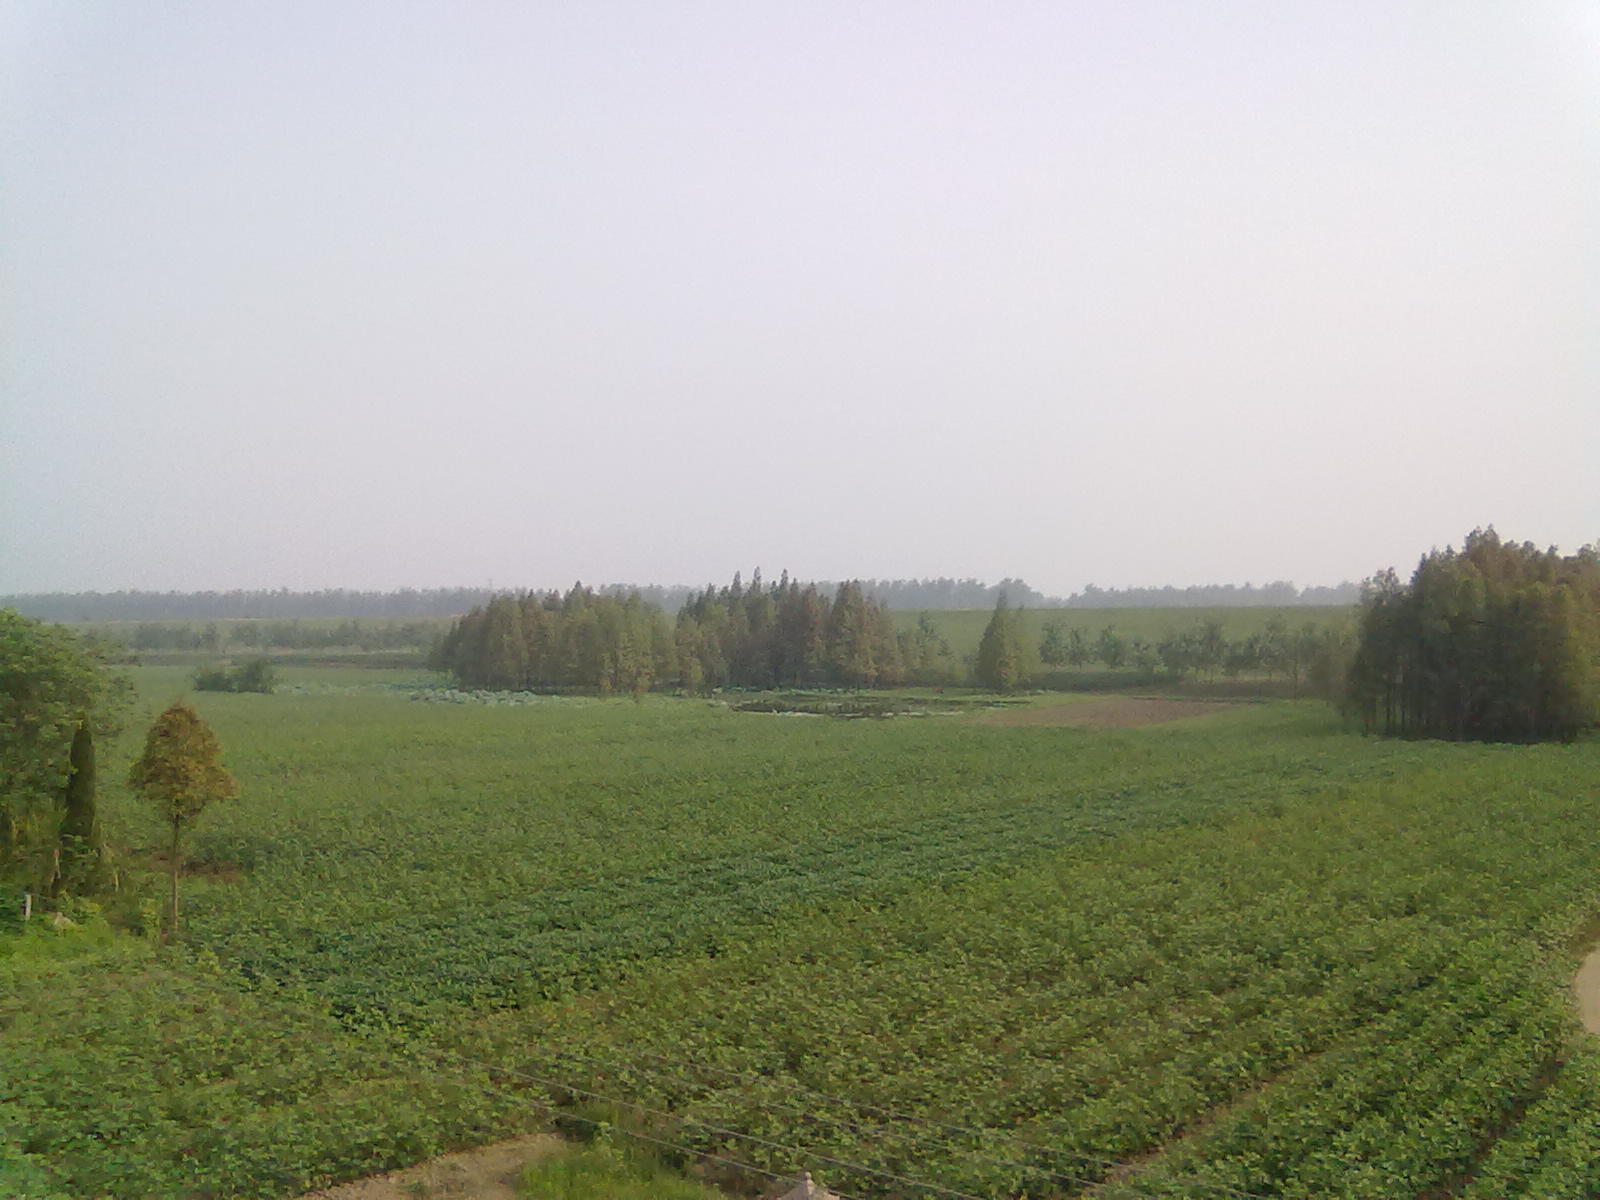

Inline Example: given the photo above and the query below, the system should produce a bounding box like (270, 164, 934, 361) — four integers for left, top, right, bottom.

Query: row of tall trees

(431, 574, 963, 693)
(1344, 530, 1599, 741)
(675, 572, 918, 690)
(429, 587, 672, 695)
(435, 579, 1358, 697)
(1038, 614, 1342, 694)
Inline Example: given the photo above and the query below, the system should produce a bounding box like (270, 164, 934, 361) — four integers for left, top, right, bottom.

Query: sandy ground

(1575, 946, 1600, 1035)
(981, 696, 1241, 729)
(294, 1133, 558, 1200)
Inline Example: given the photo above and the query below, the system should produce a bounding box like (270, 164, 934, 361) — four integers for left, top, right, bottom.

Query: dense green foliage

(0, 936, 524, 1198)
(194, 657, 278, 694)
(0, 609, 128, 891)
(902, 603, 1350, 661)
(432, 587, 1354, 695)
(430, 587, 673, 693)
(478, 739, 1600, 1199)
(1345, 529, 1600, 740)
(7, 663, 1599, 1198)
(975, 593, 1028, 690)
(433, 575, 926, 693)
(128, 702, 241, 933)
(54, 722, 109, 897)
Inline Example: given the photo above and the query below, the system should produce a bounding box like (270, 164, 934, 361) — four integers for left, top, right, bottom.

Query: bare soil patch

(295, 1133, 558, 1200)
(1575, 945, 1600, 1035)
(981, 697, 1242, 730)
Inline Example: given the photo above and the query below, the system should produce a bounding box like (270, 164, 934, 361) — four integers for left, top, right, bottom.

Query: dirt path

(1575, 946, 1600, 1035)
(980, 697, 1242, 729)
(294, 1133, 558, 1200)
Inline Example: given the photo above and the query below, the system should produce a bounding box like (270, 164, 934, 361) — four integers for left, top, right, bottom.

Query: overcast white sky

(3, 1, 1596, 596)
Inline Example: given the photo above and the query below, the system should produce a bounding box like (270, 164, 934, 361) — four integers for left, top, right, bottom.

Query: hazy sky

(4, 1, 1597, 596)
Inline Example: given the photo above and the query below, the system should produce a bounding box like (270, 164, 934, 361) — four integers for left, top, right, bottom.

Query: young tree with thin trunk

(128, 702, 239, 936)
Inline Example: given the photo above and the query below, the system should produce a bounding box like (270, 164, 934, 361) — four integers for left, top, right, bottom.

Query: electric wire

(433, 1046, 996, 1200)
(300, 1052, 870, 1200)
(591, 1041, 1271, 1200)
(172, 964, 1275, 1200)
(529, 1038, 1118, 1194)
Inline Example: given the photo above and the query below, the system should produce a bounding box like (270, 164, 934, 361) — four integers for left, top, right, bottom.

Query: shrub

(193, 658, 276, 694)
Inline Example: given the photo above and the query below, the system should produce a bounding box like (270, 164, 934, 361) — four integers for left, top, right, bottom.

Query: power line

(603, 1042, 1271, 1200)
(541, 1039, 1114, 1194)
(301, 1048, 871, 1200)
(437, 1046, 996, 1200)
(171, 961, 1276, 1200)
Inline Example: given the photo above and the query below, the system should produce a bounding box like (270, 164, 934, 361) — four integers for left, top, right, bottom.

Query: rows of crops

(7, 666, 1600, 1198)
(457, 741, 1600, 1197)
(157, 690, 1434, 1018)
(0, 945, 526, 1197)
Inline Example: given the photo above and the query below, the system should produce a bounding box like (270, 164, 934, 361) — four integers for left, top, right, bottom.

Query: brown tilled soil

(294, 1133, 558, 1200)
(980, 697, 1241, 729)
(1576, 946, 1600, 1035)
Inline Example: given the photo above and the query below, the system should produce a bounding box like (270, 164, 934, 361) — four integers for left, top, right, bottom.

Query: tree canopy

(129, 701, 240, 932)
(1343, 529, 1600, 741)
(431, 574, 930, 694)
(0, 609, 128, 880)
(975, 594, 1028, 692)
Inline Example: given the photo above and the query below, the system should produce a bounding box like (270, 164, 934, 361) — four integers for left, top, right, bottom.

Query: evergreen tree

(54, 720, 110, 896)
(827, 582, 878, 688)
(868, 598, 905, 686)
(976, 594, 1027, 692)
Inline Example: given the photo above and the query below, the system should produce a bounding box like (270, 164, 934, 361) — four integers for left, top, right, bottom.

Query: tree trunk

(168, 820, 182, 937)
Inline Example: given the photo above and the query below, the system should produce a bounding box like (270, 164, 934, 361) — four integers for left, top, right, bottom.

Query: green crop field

(6, 663, 1600, 1199)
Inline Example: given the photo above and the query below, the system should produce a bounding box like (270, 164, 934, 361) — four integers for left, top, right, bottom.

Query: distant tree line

(2, 588, 500, 623)
(1030, 613, 1346, 696)
(1067, 581, 1360, 608)
(5, 576, 1362, 622)
(1344, 529, 1599, 741)
(430, 573, 961, 694)
(86, 618, 444, 654)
